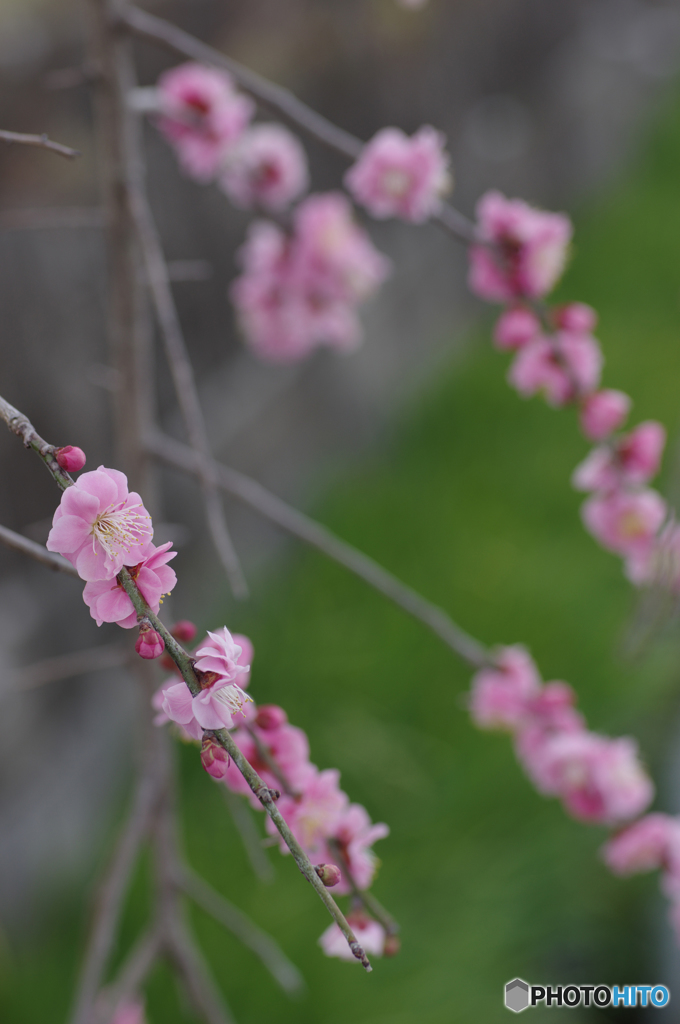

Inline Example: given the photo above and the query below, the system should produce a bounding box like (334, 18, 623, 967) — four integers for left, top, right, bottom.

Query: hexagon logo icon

(505, 978, 530, 1013)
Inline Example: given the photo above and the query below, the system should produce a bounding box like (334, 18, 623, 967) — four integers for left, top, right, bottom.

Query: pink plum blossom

(135, 628, 164, 660)
(111, 1001, 146, 1024)
(255, 704, 288, 731)
(514, 681, 585, 773)
(493, 306, 541, 351)
(231, 194, 390, 361)
(162, 627, 252, 732)
(579, 389, 631, 441)
(554, 302, 597, 333)
(82, 540, 177, 627)
(172, 620, 197, 642)
(469, 190, 572, 302)
(201, 736, 231, 779)
(46, 466, 153, 582)
(194, 627, 250, 683)
(573, 422, 665, 494)
(508, 331, 602, 406)
(469, 645, 541, 731)
(319, 915, 385, 961)
(581, 489, 666, 557)
(524, 730, 653, 825)
(267, 767, 348, 855)
(55, 445, 86, 472)
(601, 814, 680, 875)
(326, 803, 389, 895)
(157, 62, 254, 181)
(625, 520, 680, 590)
(344, 125, 450, 223)
(219, 123, 309, 211)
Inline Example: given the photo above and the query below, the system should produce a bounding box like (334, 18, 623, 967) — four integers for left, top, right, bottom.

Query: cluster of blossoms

(155, 629, 392, 961)
(468, 190, 673, 590)
(469, 645, 653, 825)
(45, 464, 176, 657)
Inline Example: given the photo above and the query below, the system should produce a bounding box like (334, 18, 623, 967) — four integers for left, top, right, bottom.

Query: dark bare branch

(0, 523, 78, 577)
(0, 128, 79, 159)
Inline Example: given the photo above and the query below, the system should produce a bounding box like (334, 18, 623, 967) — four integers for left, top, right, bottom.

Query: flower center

(382, 168, 411, 198)
(91, 501, 152, 561)
(214, 684, 252, 719)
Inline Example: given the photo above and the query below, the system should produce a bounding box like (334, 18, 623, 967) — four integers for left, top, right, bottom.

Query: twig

(95, 926, 162, 1024)
(165, 908, 235, 1024)
(69, 765, 161, 1024)
(145, 430, 489, 668)
(221, 785, 275, 883)
(116, 567, 373, 970)
(0, 393, 74, 490)
(121, 6, 476, 245)
(11, 642, 128, 692)
(0, 523, 78, 577)
(178, 867, 305, 996)
(126, 152, 248, 599)
(245, 726, 299, 797)
(327, 839, 398, 937)
(0, 128, 79, 159)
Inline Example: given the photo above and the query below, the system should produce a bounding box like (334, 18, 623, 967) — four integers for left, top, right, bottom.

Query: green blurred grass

(6, 91, 680, 1024)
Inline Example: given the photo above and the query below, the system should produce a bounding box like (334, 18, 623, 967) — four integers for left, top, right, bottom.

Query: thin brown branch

(69, 765, 160, 1024)
(246, 726, 299, 797)
(0, 523, 78, 577)
(221, 785, 275, 883)
(0, 128, 79, 159)
(11, 643, 128, 692)
(95, 926, 162, 1024)
(145, 430, 489, 667)
(126, 152, 248, 599)
(178, 867, 305, 996)
(0, 393, 74, 490)
(121, 6, 476, 245)
(165, 909, 235, 1024)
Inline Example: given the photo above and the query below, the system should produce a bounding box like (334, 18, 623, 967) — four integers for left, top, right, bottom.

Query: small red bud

(171, 620, 197, 643)
(383, 934, 401, 957)
(135, 626, 164, 660)
(255, 705, 288, 731)
(201, 737, 230, 779)
(55, 445, 86, 472)
(314, 863, 342, 887)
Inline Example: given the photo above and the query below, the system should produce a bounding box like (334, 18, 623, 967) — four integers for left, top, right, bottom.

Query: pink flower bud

(256, 704, 288, 730)
(171, 620, 197, 643)
(493, 307, 541, 351)
(383, 934, 401, 957)
(135, 627, 165, 660)
(55, 445, 86, 472)
(554, 302, 597, 333)
(580, 389, 631, 441)
(201, 736, 230, 779)
(314, 863, 342, 887)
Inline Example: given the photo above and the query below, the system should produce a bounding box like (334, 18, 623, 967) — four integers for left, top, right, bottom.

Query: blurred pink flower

(493, 306, 541, 351)
(47, 466, 153, 581)
(469, 190, 572, 302)
(267, 767, 348, 855)
(157, 62, 254, 181)
(602, 814, 680, 875)
(83, 540, 177, 627)
(508, 331, 602, 406)
(579, 389, 631, 442)
(345, 125, 450, 223)
(326, 803, 389, 895)
(319, 915, 385, 960)
(554, 302, 597, 333)
(111, 1000, 146, 1024)
(220, 123, 309, 211)
(581, 488, 666, 557)
(469, 645, 541, 731)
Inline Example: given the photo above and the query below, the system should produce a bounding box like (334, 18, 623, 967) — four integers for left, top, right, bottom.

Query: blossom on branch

(469, 191, 572, 302)
(135, 626, 165, 660)
(82, 540, 177, 627)
(601, 814, 680, 875)
(161, 627, 252, 732)
(266, 767, 348, 855)
(469, 645, 541, 731)
(493, 306, 541, 351)
(46, 466, 153, 581)
(55, 445, 86, 472)
(508, 331, 602, 406)
(220, 123, 309, 212)
(579, 389, 632, 441)
(581, 489, 666, 558)
(325, 803, 389, 895)
(157, 62, 254, 181)
(319, 914, 386, 960)
(344, 125, 451, 223)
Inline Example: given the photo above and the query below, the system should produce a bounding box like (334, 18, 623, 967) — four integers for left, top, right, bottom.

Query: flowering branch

(327, 839, 399, 940)
(145, 429, 489, 667)
(120, 5, 476, 244)
(0, 128, 79, 159)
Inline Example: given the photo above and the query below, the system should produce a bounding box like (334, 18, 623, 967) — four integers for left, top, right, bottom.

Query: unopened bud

(201, 736, 230, 779)
(171, 620, 197, 643)
(135, 626, 164, 660)
(55, 445, 86, 472)
(383, 934, 401, 957)
(314, 863, 342, 887)
(255, 705, 288, 731)
(553, 302, 597, 333)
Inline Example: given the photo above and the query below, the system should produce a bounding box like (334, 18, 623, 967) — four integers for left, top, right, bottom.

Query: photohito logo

(504, 979, 670, 1012)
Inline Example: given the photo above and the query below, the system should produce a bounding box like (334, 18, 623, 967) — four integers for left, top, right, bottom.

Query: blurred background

(3, 0, 680, 1019)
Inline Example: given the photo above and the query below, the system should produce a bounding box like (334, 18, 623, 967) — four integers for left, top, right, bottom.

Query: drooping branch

(121, 6, 477, 245)
(145, 430, 490, 668)
(0, 128, 80, 159)
(0, 523, 78, 577)
(178, 867, 305, 996)
(0, 394, 74, 490)
(95, 926, 162, 1024)
(11, 642, 128, 692)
